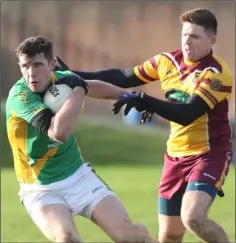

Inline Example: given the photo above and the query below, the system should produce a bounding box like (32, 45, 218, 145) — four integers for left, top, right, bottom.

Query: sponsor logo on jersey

(48, 142, 63, 149)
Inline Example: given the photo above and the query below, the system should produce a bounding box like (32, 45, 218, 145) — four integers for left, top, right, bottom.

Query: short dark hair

(180, 8, 217, 35)
(15, 36, 53, 61)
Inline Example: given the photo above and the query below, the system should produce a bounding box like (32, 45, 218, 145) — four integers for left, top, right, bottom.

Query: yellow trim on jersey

(195, 89, 215, 109)
(134, 67, 151, 83)
(51, 72, 58, 84)
(7, 115, 35, 183)
(133, 55, 160, 83)
(8, 109, 60, 183)
(32, 147, 59, 177)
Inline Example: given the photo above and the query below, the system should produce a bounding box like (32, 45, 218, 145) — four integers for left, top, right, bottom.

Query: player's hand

(112, 92, 145, 115)
(140, 110, 153, 124)
(56, 74, 89, 94)
(112, 91, 154, 124)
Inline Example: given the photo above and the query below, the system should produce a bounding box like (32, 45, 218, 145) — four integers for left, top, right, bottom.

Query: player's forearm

(48, 87, 85, 142)
(72, 68, 144, 88)
(86, 80, 128, 100)
(143, 94, 210, 126)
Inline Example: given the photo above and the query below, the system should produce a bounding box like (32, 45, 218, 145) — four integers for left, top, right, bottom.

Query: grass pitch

(1, 166, 235, 242)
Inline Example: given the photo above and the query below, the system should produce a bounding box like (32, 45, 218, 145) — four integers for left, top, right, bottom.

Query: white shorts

(18, 163, 116, 219)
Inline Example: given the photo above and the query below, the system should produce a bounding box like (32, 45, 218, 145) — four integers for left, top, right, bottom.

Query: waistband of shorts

(19, 162, 92, 191)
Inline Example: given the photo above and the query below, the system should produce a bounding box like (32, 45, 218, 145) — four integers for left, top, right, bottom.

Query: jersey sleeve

(195, 71, 232, 109)
(53, 70, 73, 79)
(50, 70, 73, 84)
(9, 90, 48, 123)
(133, 55, 161, 83)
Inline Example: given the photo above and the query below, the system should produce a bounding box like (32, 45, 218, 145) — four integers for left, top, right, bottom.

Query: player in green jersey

(6, 36, 157, 243)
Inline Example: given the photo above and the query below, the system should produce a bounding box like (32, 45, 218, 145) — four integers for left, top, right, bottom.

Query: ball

(43, 84, 72, 114)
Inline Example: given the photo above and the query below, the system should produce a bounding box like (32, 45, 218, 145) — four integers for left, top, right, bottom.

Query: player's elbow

(48, 128, 70, 142)
(47, 120, 71, 142)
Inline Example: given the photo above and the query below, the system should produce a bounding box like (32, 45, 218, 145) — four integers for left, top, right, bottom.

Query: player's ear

(209, 35, 216, 46)
(49, 58, 57, 71)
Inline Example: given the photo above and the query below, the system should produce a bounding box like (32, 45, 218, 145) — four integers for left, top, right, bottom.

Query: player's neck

(184, 49, 213, 66)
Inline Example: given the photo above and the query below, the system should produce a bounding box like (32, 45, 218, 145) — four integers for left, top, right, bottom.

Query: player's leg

(71, 165, 156, 243)
(158, 196, 185, 243)
(158, 154, 186, 243)
(181, 151, 232, 243)
(21, 191, 82, 242)
(91, 194, 156, 243)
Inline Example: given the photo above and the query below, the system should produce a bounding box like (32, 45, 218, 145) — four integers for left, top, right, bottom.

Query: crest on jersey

(210, 79, 222, 91)
(17, 92, 30, 104)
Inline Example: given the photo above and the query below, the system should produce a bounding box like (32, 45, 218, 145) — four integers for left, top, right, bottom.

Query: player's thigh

(31, 203, 81, 242)
(158, 153, 186, 215)
(91, 195, 131, 238)
(158, 196, 185, 242)
(91, 195, 154, 242)
(185, 150, 232, 203)
(22, 191, 81, 242)
(63, 165, 116, 217)
(181, 150, 232, 226)
(181, 190, 213, 228)
(77, 171, 137, 241)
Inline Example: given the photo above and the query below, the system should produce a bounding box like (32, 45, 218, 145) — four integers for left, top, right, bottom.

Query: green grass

(1, 166, 235, 242)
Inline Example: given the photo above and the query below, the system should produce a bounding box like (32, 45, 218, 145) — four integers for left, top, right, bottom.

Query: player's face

(18, 53, 56, 92)
(181, 22, 216, 62)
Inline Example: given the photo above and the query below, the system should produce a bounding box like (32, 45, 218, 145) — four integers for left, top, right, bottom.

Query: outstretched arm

(113, 92, 211, 126)
(140, 93, 210, 126)
(113, 71, 232, 126)
(73, 68, 144, 88)
(86, 80, 128, 100)
(55, 73, 128, 100)
(55, 56, 160, 88)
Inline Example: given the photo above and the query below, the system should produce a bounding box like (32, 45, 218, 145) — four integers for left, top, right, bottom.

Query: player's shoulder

(6, 76, 40, 109)
(7, 77, 30, 99)
(52, 70, 72, 79)
(157, 49, 183, 65)
(202, 54, 233, 85)
(161, 49, 183, 59)
(137, 49, 182, 65)
(136, 49, 183, 72)
(211, 54, 232, 76)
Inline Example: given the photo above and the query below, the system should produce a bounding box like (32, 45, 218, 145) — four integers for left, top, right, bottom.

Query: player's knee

(112, 228, 134, 243)
(112, 229, 131, 243)
(181, 211, 205, 232)
(113, 224, 151, 243)
(54, 231, 81, 243)
(134, 224, 153, 242)
(159, 231, 183, 243)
